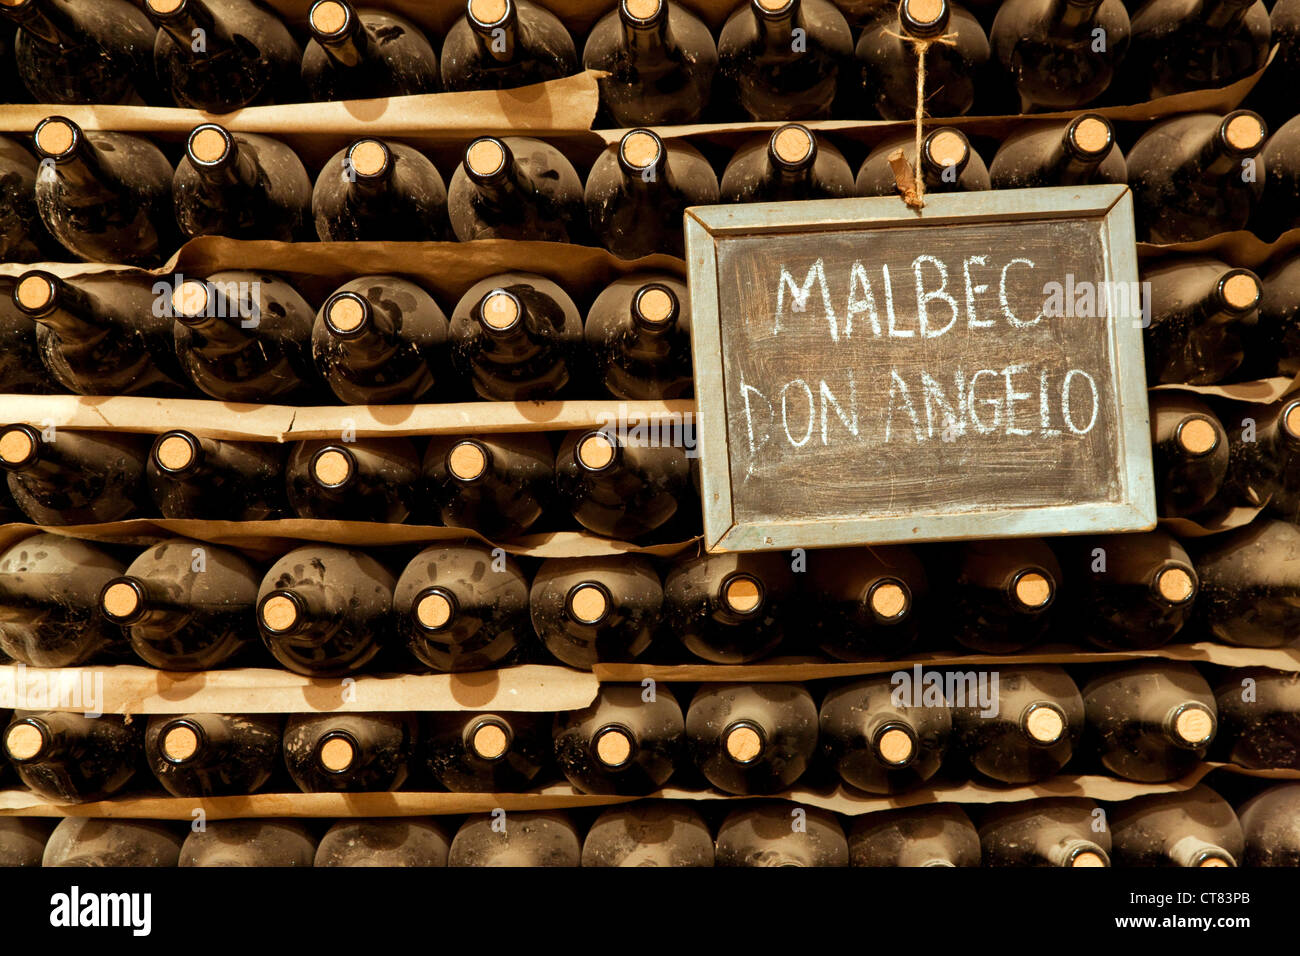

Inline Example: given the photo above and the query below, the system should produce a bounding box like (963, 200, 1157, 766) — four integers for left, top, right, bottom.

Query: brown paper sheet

(1138, 227, 1300, 270)
(0, 663, 597, 714)
(1151, 379, 1299, 405)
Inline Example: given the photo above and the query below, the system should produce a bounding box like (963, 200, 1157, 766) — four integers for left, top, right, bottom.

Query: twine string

(882, 30, 959, 211)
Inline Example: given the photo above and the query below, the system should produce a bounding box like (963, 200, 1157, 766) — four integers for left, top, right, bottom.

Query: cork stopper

(1013, 572, 1052, 609)
(927, 130, 967, 169)
(577, 432, 616, 470)
(260, 594, 300, 632)
(5, 723, 43, 761)
(318, 736, 355, 772)
(172, 279, 209, 317)
(624, 0, 661, 19)
(1072, 116, 1110, 156)
(0, 427, 35, 465)
(756, 0, 794, 11)
(634, 286, 675, 328)
(595, 727, 633, 767)
(1199, 857, 1231, 868)
(35, 118, 75, 157)
(15, 274, 54, 311)
(1072, 852, 1106, 868)
(470, 722, 508, 760)
(480, 290, 519, 331)
(1173, 706, 1213, 745)
(1177, 417, 1218, 455)
(1024, 704, 1065, 744)
(469, 0, 509, 25)
(621, 130, 661, 170)
(1221, 272, 1260, 311)
(155, 434, 196, 471)
(147, 0, 185, 13)
(312, 449, 353, 487)
(568, 584, 609, 624)
(772, 125, 814, 165)
(1224, 113, 1265, 152)
(326, 294, 366, 333)
(904, 0, 944, 25)
(189, 126, 230, 164)
(466, 138, 505, 177)
(724, 725, 762, 762)
(310, 0, 349, 34)
(1285, 402, 1300, 440)
(416, 591, 454, 629)
(876, 728, 915, 764)
(102, 581, 142, 619)
(448, 441, 488, 481)
(723, 575, 762, 614)
(349, 140, 389, 177)
(869, 581, 908, 619)
(1156, 566, 1195, 604)
(162, 724, 200, 762)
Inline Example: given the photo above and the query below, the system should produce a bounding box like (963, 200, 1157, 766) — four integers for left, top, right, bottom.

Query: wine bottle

(440, 0, 578, 92)
(1122, 0, 1269, 100)
(1192, 521, 1300, 648)
(820, 673, 951, 794)
(554, 427, 692, 539)
(1238, 783, 1300, 866)
(0, 817, 55, 867)
(283, 712, 417, 792)
(848, 805, 981, 866)
(582, 0, 718, 126)
(529, 555, 662, 669)
(146, 429, 288, 521)
(302, 0, 439, 101)
(0, 424, 150, 525)
(803, 545, 928, 661)
(979, 798, 1111, 866)
(1212, 398, 1300, 513)
(717, 0, 853, 120)
(4, 711, 142, 803)
(0, 136, 57, 261)
(585, 274, 692, 400)
(582, 802, 714, 867)
(0, 533, 128, 667)
(989, 114, 1127, 188)
(663, 550, 797, 663)
(394, 542, 533, 672)
(169, 271, 321, 404)
(1142, 259, 1256, 385)
(256, 545, 395, 677)
(1213, 666, 1300, 770)
(1253, 251, 1300, 379)
(424, 711, 551, 791)
(173, 123, 312, 242)
(447, 273, 583, 401)
(1127, 110, 1267, 243)
(720, 124, 856, 203)
(941, 538, 1062, 653)
(0, 0, 156, 104)
(585, 128, 720, 260)
(715, 802, 849, 866)
(990, 0, 1128, 111)
(31, 116, 175, 267)
(180, 820, 317, 866)
(315, 819, 451, 867)
(1110, 785, 1243, 866)
(447, 136, 586, 243)
(421, 433, 553, 538)
(99, 537, 261, 671)
(13, 270, 190, 397)
(144, 713, 282, 797)
(686, 682, 818, 794)
(1082, 661, 1218, 782)
(856, 127, 991, 196)
(1062, 531, 1198, 650)
(951, 665, 1083, 784)
(1149, 391, 1229, 518)
(0, 277, 59, 395)
(449, 811, 581, 866)
(144, 0, 304, 111)
(284, 437, 422, 524)
(313, 138, 450, 241)
(553, 683, 684, 795)
(43, 818, 183, 867)
(1254, 115, 1300, 240)
(859, 0, 990, 118)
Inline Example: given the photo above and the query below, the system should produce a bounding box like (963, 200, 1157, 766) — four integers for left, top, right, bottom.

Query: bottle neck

(1202, 0, 1254, 31)
(471, 10, 518, 63)
(4, 0, 83, 46)
(755, 3, 799, 49)
(332, 304, 402, 366)
(26, 280, 110, 340)
(469, 156, 527, 207)
(192, 145, 260, 193)
(1045, 0, 1104, 32)
(154, 0, 224, 52)
(318, 17, 373, 68)
(175, 286, 260, 347)
(621, 7, 672, 56)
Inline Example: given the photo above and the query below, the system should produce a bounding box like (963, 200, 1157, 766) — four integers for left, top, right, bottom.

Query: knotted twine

(884, 30, 959, 210)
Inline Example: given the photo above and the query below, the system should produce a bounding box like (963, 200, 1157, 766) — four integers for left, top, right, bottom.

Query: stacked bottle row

(0, 0, 1290, 121)
(3, 525, 1298, 673)
(7, 108, 1300, 267)
(1, 666, 1296, 805)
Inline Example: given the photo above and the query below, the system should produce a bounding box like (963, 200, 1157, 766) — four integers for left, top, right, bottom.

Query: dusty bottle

(302, 0, 439, 101)
(284, 437, 422, 524)
(1238, 782, 1300, 865)
(979, 798, 1111, 866)
(582, 803, 714, 867)
(440, 0, 578, 92)
(1142, 258, 1256, 385)
(856, 127, 991, 196)
(0, 277, 58, 395)
(0, 424, 150, 525)
(313, 138, 450, 241)
(1213, 666, 1300, 770)
(4, 711, 142, 803)
(664, 550, 797, 663)
(686, 682, 818, 794)
(422, 433, 554, 538)
(529, 555, 662, 669)
(803, 545, 928, 661)
(1149, 391, 1229, 518)
(448, 811, 581, 866)
(144, 713, 282, 797)
(43, 818, 183, 867)
(1122, 0, 1269, 100)
(1252, 251, 1300, 379)
(1110, 785, 1244, 866)
(715, 802, 848, 866)
(425, 711, 551, 791)
(941, 538, 1062, 653)
(849, 805, 981, 866)
(989, 114, 1127, 188)
(0, 817, 56, 867)
(1193, 521, 1300, 647)
(554, 427, 693, 539)
(147, 430, 288, 521)
(720, 123, 856, 203)
(315, 819, 451, 867)
(990, 0, 1128, 111)
(448, 135, 586, 243)
(180, 819, 317, 866)
(0, 136, 57, 261)
(859, 0, 990, 118)
(585, 274, 692, 401)
(283, 712, 417, 793)
(554, 683, 684, 795)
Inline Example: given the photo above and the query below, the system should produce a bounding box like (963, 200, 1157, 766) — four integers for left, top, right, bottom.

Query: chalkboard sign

(684, 185, 1155, 553)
